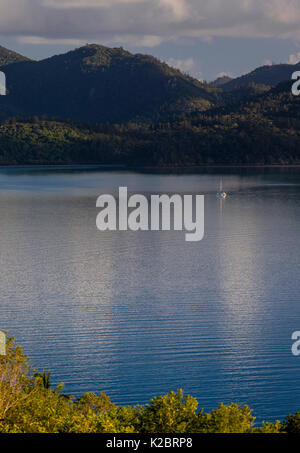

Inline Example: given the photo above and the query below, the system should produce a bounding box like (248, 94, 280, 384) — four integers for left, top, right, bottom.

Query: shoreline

(0, 163, 299, 170)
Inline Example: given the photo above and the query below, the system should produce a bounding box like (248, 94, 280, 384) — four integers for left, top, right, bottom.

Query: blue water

(0, 166, 299, 423)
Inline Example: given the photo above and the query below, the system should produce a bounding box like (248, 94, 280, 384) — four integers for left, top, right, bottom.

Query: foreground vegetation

(0, 337, 299, 433)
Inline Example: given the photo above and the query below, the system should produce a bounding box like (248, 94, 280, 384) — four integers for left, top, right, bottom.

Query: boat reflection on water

(217, 178, 227, 199)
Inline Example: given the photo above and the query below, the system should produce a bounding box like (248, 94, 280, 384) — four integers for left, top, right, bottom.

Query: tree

(75, 391, 115, 415)
(140, 389, 199, 433)
(197, 403, 255, 433)
(0, 336, 30, 420)
(281, 413, 300, 433)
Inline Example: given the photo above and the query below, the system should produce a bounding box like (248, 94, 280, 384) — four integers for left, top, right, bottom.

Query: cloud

(18, 36, 86, 46)
(1, 0, 300, 47)
(167, 57, 195, 73)
(17, 34, 164, 48)
(217, 71, 234, 78)
(287, 52, 300, 64)
(264, 59, 274, 66)
(158, 0, 190, 20)
(44, 0, 141, 7)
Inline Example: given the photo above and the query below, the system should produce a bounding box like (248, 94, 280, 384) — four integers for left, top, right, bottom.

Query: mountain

(222, 63, 300, 91)
(0, 45, 31, 68)
(211, 75, 233, 87)
(0, 44, 219, 123)
(220, 82, 271, 105)
(1, 81, 299, 166)
(128, 82, 300, 165)
(1, 44, 299, 166)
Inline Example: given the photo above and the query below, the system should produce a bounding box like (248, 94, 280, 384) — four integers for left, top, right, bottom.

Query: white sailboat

(217, 178, 227, 199)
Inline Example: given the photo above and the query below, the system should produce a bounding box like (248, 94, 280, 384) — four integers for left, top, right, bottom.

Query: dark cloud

(0, 0, 300, 47)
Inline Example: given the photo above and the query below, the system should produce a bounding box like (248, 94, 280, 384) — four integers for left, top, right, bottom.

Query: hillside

(222, 63, 300, 91)
(0, 45, 31, 68)
(0, 44, 299, 166)
(128, 82, 300, 165)
(0, 82, 299, 166)
(211, 76, 233, 87)
(0, 44, 219, 123)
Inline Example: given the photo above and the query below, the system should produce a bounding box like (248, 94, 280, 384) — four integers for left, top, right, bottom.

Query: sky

(1, 0, 300, 81)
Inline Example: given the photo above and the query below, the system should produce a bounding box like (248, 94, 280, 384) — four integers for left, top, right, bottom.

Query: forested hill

(1, 44, 299, 124)
(0, 44, 299, 166)
(222, 62, 300, 91)
(0, 46, 31, 68)
(0, 44, 219, 124)
(0, 82, 299, 166)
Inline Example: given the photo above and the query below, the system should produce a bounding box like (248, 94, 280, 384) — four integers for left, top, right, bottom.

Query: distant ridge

(0, 43, 219, 123)
(211, 75, 233, 87)
(0, 45, 31, 68)
(222, 62, 300, 91)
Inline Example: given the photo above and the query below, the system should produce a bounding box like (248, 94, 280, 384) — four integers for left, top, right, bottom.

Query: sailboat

(217, 178, 227, 199)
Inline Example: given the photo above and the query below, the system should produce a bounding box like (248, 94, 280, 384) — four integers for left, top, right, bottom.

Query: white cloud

(287, 52, 300, 64)
(167, 57, 195, 73)
(43, 0, 141, 9)
(18, 36, 86, 46)
(158, 0, 190, 20)
(1, 0, 300, 46)
(217, 71, 234, 78)
(18, 34, 163, 48)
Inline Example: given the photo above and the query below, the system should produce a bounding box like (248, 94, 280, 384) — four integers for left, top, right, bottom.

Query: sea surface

(0, 166, 299, 423)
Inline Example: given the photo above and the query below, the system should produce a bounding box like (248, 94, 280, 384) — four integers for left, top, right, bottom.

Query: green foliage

(222, 62, 300, 91)
(74, 391, 115, 415)
(0, 337, 295, 433)
(34, 369, 52, 389)
(140, 389, 198, 433)
(34, 369, 66, 396)
(0, 80, 299, 166)
(197, 403, 255, 433)
(252, 420, 282, 433)
(0, 43, 299, 166)
(97, 406, 140, 433)
(3, 386, 73, 433)
(281, 413, 300, 433)
(0, 336, 30, 420)
(0, 46, 30, 68)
